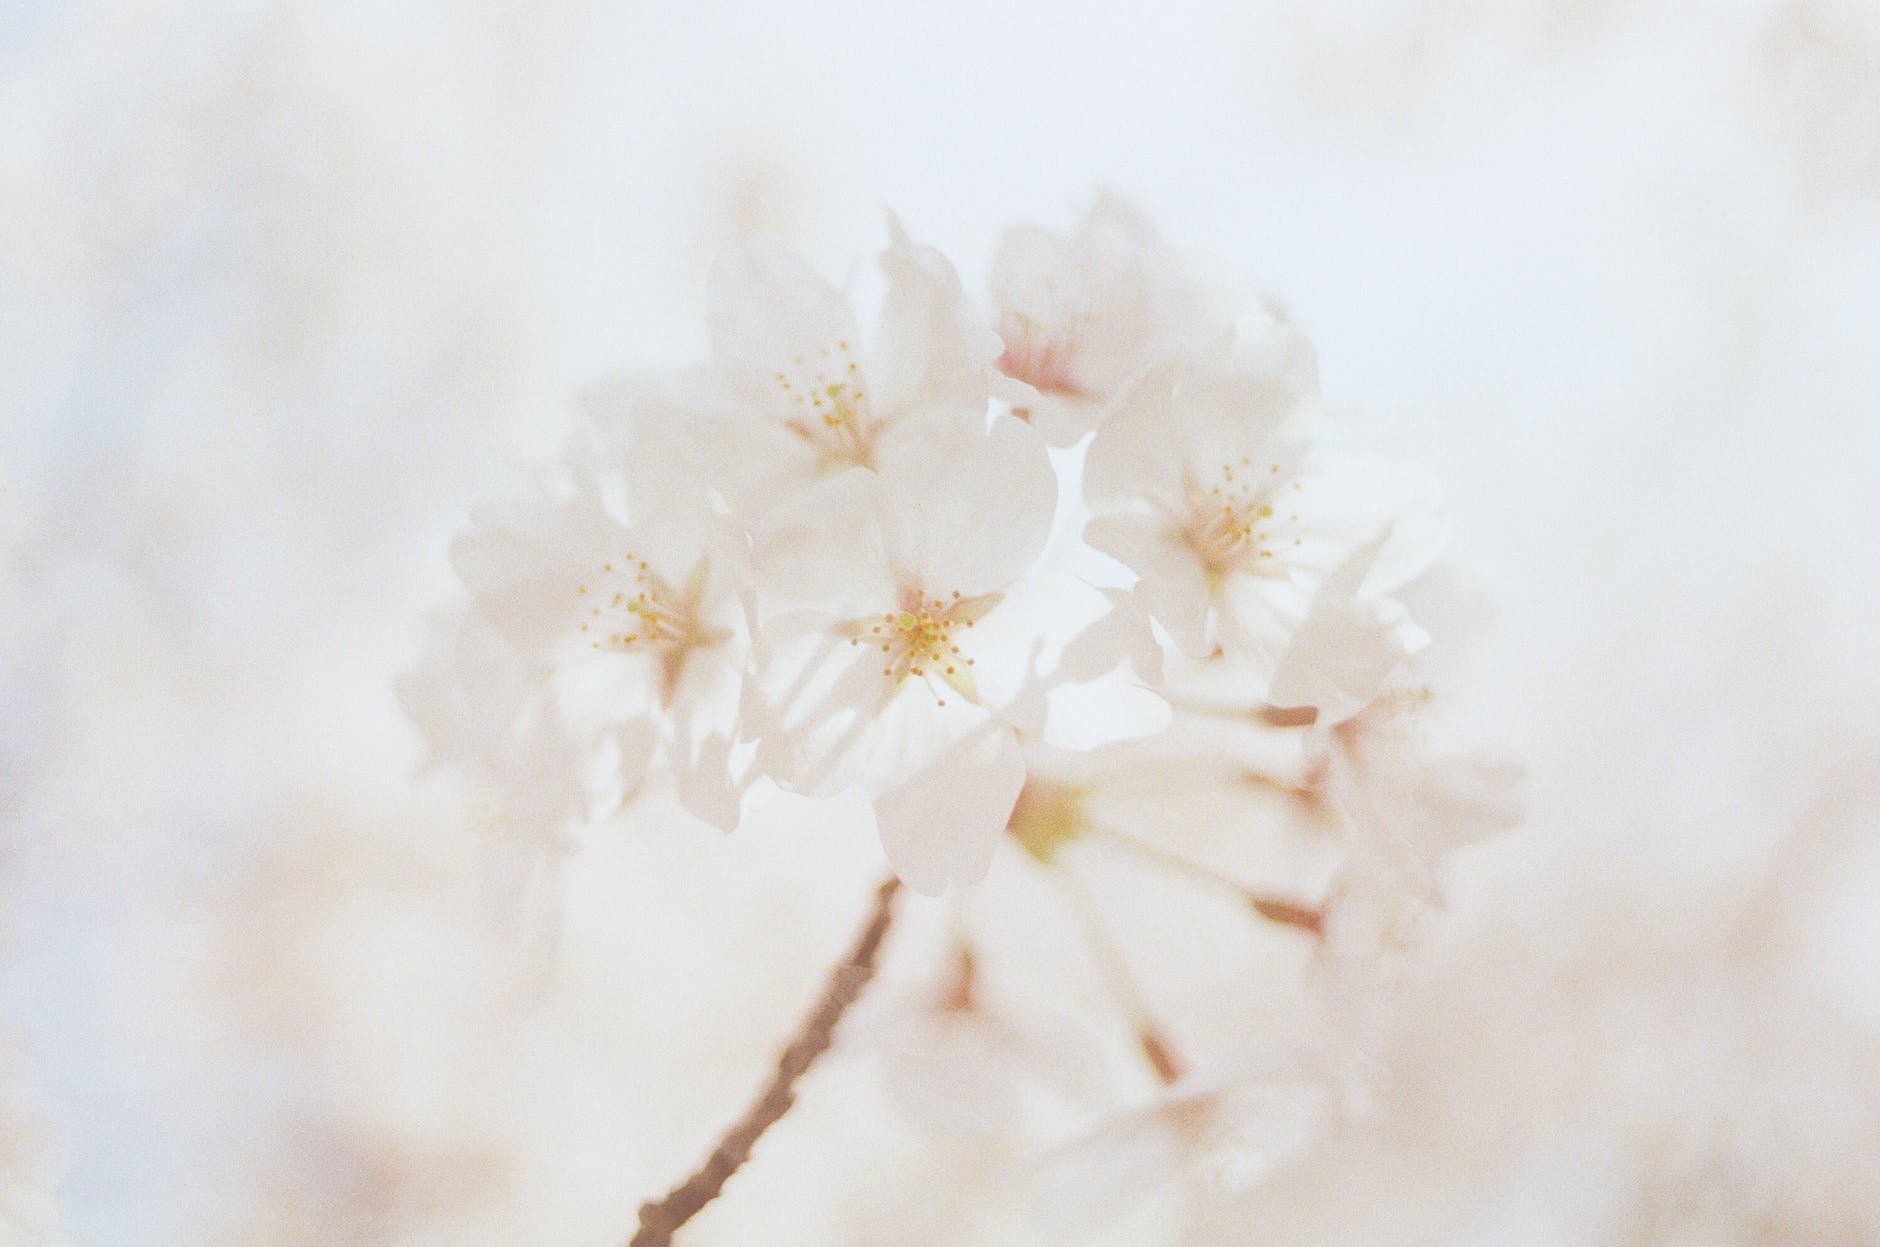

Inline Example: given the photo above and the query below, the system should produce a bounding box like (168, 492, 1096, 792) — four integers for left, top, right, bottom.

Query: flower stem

(627, 874, 903, 1247)
(1097, 827, 1324, 936)
(1053, 867, 1186, 1086)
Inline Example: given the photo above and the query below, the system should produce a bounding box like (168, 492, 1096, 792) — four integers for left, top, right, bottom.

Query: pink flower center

(996, 311, 1087, 398)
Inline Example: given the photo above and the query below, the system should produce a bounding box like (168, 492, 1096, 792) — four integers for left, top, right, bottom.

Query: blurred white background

(3, 0, 1878, 1243)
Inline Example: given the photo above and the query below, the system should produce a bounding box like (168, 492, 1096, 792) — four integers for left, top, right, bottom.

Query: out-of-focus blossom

(447, 481, 752, 831)
(1034, 1063, 1335, 1235)
(989, 195, 1273, 447)
(593, 216, 1000, 520)
(865, 942, 1110, 1137)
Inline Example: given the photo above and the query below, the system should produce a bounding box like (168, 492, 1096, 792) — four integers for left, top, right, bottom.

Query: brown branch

(1247, 892, 1325, 938)
(627, 874, 903, 1247)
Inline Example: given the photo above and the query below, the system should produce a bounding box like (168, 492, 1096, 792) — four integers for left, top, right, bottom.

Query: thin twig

(627, 874, 903, 1247)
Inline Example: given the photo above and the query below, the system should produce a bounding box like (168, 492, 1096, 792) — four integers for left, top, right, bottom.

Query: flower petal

(746, 610, 894, 797)
(967, 573, 1169, 746)
(1268, 535, 1421, 722)
(868, 212, 1001, 418)
(748, 468, 897, 620)
(878, 414, 1056, 595)
(1085, 512, 1212, 658)
(450, 495, 629, 657)
(869, 694, 1024, 895)
(707, 240, 859, 400)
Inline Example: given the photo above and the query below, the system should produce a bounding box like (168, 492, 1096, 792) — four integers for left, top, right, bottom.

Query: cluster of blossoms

(405, 198, 1520, 1206)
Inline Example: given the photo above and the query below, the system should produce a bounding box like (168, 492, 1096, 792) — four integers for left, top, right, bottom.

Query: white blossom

(591, 216, 1001, 524)
(739, 414, 1144, 893)
(433, 449, 754, 832)
(390, 200, 1526, 1238)
(1085, 349, 1443, 691)
(1033, 1064, 1335, 1233)
(989, 194, 1300, 447)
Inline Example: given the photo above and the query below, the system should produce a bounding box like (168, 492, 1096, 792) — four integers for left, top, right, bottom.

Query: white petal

(494, 709, 592, 843)
(991, 193, 1248, 447)
(878, 414, 1056, 595)
(1214, 570, 1312, 687)
(1268, 598, 1411, 724)
(1015, 388, 1115, 449)
(1268, 536, 1417, 722)
(966, 574, 1169, 746)
(746, 611, 894, 797)
(1085, 512, 1212, 658)
(620, 385, 817, 525)
(1289, 458, 1447, 592)
(748, 468, 896, 620)
(951, 577, 1055, 734)
(1040, 674, 1172, 752)
(451, 496, 628, 657)
(669, 728, 746, 832)
(1086, 354, 1309, 520)
(606, 716, 661, 802)
(869, 212, 1001, 417)
(1057, 586, 1164, 686)
(869, 694, 1024, 895)
(399, 611, 541, 773)
(707, 240, 859, 396)
(1083, 362, 1190, 513)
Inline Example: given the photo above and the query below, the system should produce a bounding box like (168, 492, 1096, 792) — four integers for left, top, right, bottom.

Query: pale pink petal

(707, 240, 859, 397)
(967, 574, 1169, 746)
(748, 468, 897, 620)
(1085, 512, 1212, 658)
(879, 414, 1056, 595)
(746, 611, 894, 797)
(868, 212, 1001, 417)
(869, 694, 1024, 895)
(450, 496, 628, 657)
(1268, 536, 1421, 722)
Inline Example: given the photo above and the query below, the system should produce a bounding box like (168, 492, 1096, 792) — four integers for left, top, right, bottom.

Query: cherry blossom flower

(1084, 349, 1444, 691)
(384, 200, 1532, 1246)
(590, 215, 1001, 525)
(1033, 1064, 1335, 1233)
(990, 194, 1301, 447)
(864, 941, 1109, 1136)
(439, 458, 753, 832)
(742, 414, 1157, 893)
(1314, 682, 1526, 919)
(397, 609, 590, 853)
